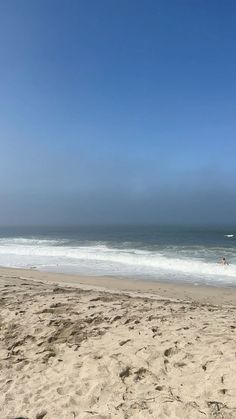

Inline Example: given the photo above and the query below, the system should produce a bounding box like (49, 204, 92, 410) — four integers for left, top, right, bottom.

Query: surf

(0, 236, 236, 285)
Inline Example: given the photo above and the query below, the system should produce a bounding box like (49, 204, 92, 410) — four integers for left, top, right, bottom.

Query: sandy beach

(1, 267, 236, 418)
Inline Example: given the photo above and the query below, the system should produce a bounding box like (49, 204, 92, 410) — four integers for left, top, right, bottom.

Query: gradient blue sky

(0, 0, 236, 225)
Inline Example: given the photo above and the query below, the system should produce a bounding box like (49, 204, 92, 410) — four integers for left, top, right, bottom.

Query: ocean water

(0, 225, 236, 286)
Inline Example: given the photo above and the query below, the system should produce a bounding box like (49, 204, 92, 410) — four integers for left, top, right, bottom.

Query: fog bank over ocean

(0, 179, 236, 226)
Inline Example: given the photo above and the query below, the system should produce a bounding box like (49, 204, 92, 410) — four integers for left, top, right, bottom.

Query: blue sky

(0, 0, 236, 225)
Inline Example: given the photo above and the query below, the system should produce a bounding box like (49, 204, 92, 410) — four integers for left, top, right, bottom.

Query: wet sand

(1, 267, 236, 418)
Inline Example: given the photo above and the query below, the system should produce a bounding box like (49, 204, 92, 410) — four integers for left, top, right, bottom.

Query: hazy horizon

(1, 1, 236, 226)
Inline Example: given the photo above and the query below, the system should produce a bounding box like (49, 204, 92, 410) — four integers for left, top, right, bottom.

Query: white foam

(0, 237, 67, 246)
(0, 237, 235, 284)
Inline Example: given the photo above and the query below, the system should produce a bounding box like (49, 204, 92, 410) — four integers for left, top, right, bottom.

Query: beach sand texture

(1, 268, 236, 418)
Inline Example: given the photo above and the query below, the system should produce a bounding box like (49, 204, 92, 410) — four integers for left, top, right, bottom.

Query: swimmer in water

(219, 257, 229, 265)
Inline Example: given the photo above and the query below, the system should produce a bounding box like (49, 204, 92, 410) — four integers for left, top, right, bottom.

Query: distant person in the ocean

(219, 257, 229, 265)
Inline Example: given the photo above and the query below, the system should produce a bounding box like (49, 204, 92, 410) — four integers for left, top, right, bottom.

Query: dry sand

(1, 267, 236, 419)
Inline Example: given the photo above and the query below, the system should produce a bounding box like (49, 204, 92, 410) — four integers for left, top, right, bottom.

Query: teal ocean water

(0, 225, 236, 286)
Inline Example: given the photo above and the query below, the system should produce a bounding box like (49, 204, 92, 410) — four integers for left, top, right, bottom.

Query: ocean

(0, 225, 236, 286)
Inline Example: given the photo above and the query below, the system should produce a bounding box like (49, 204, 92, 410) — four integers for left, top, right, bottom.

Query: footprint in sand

(164, 347, 177, 357)
(57, 387, 66, 395)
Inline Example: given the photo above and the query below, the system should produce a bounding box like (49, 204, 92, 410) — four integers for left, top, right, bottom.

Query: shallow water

(0, 225, 235, 285)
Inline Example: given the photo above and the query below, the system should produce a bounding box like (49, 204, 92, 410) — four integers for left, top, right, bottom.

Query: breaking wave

(0, 237, 235, 285)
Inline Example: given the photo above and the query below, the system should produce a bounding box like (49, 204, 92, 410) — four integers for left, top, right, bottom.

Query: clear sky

(0, 0, 236, 225)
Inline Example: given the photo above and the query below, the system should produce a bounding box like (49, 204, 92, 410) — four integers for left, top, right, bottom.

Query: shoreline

(1, 265, 236, 305)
